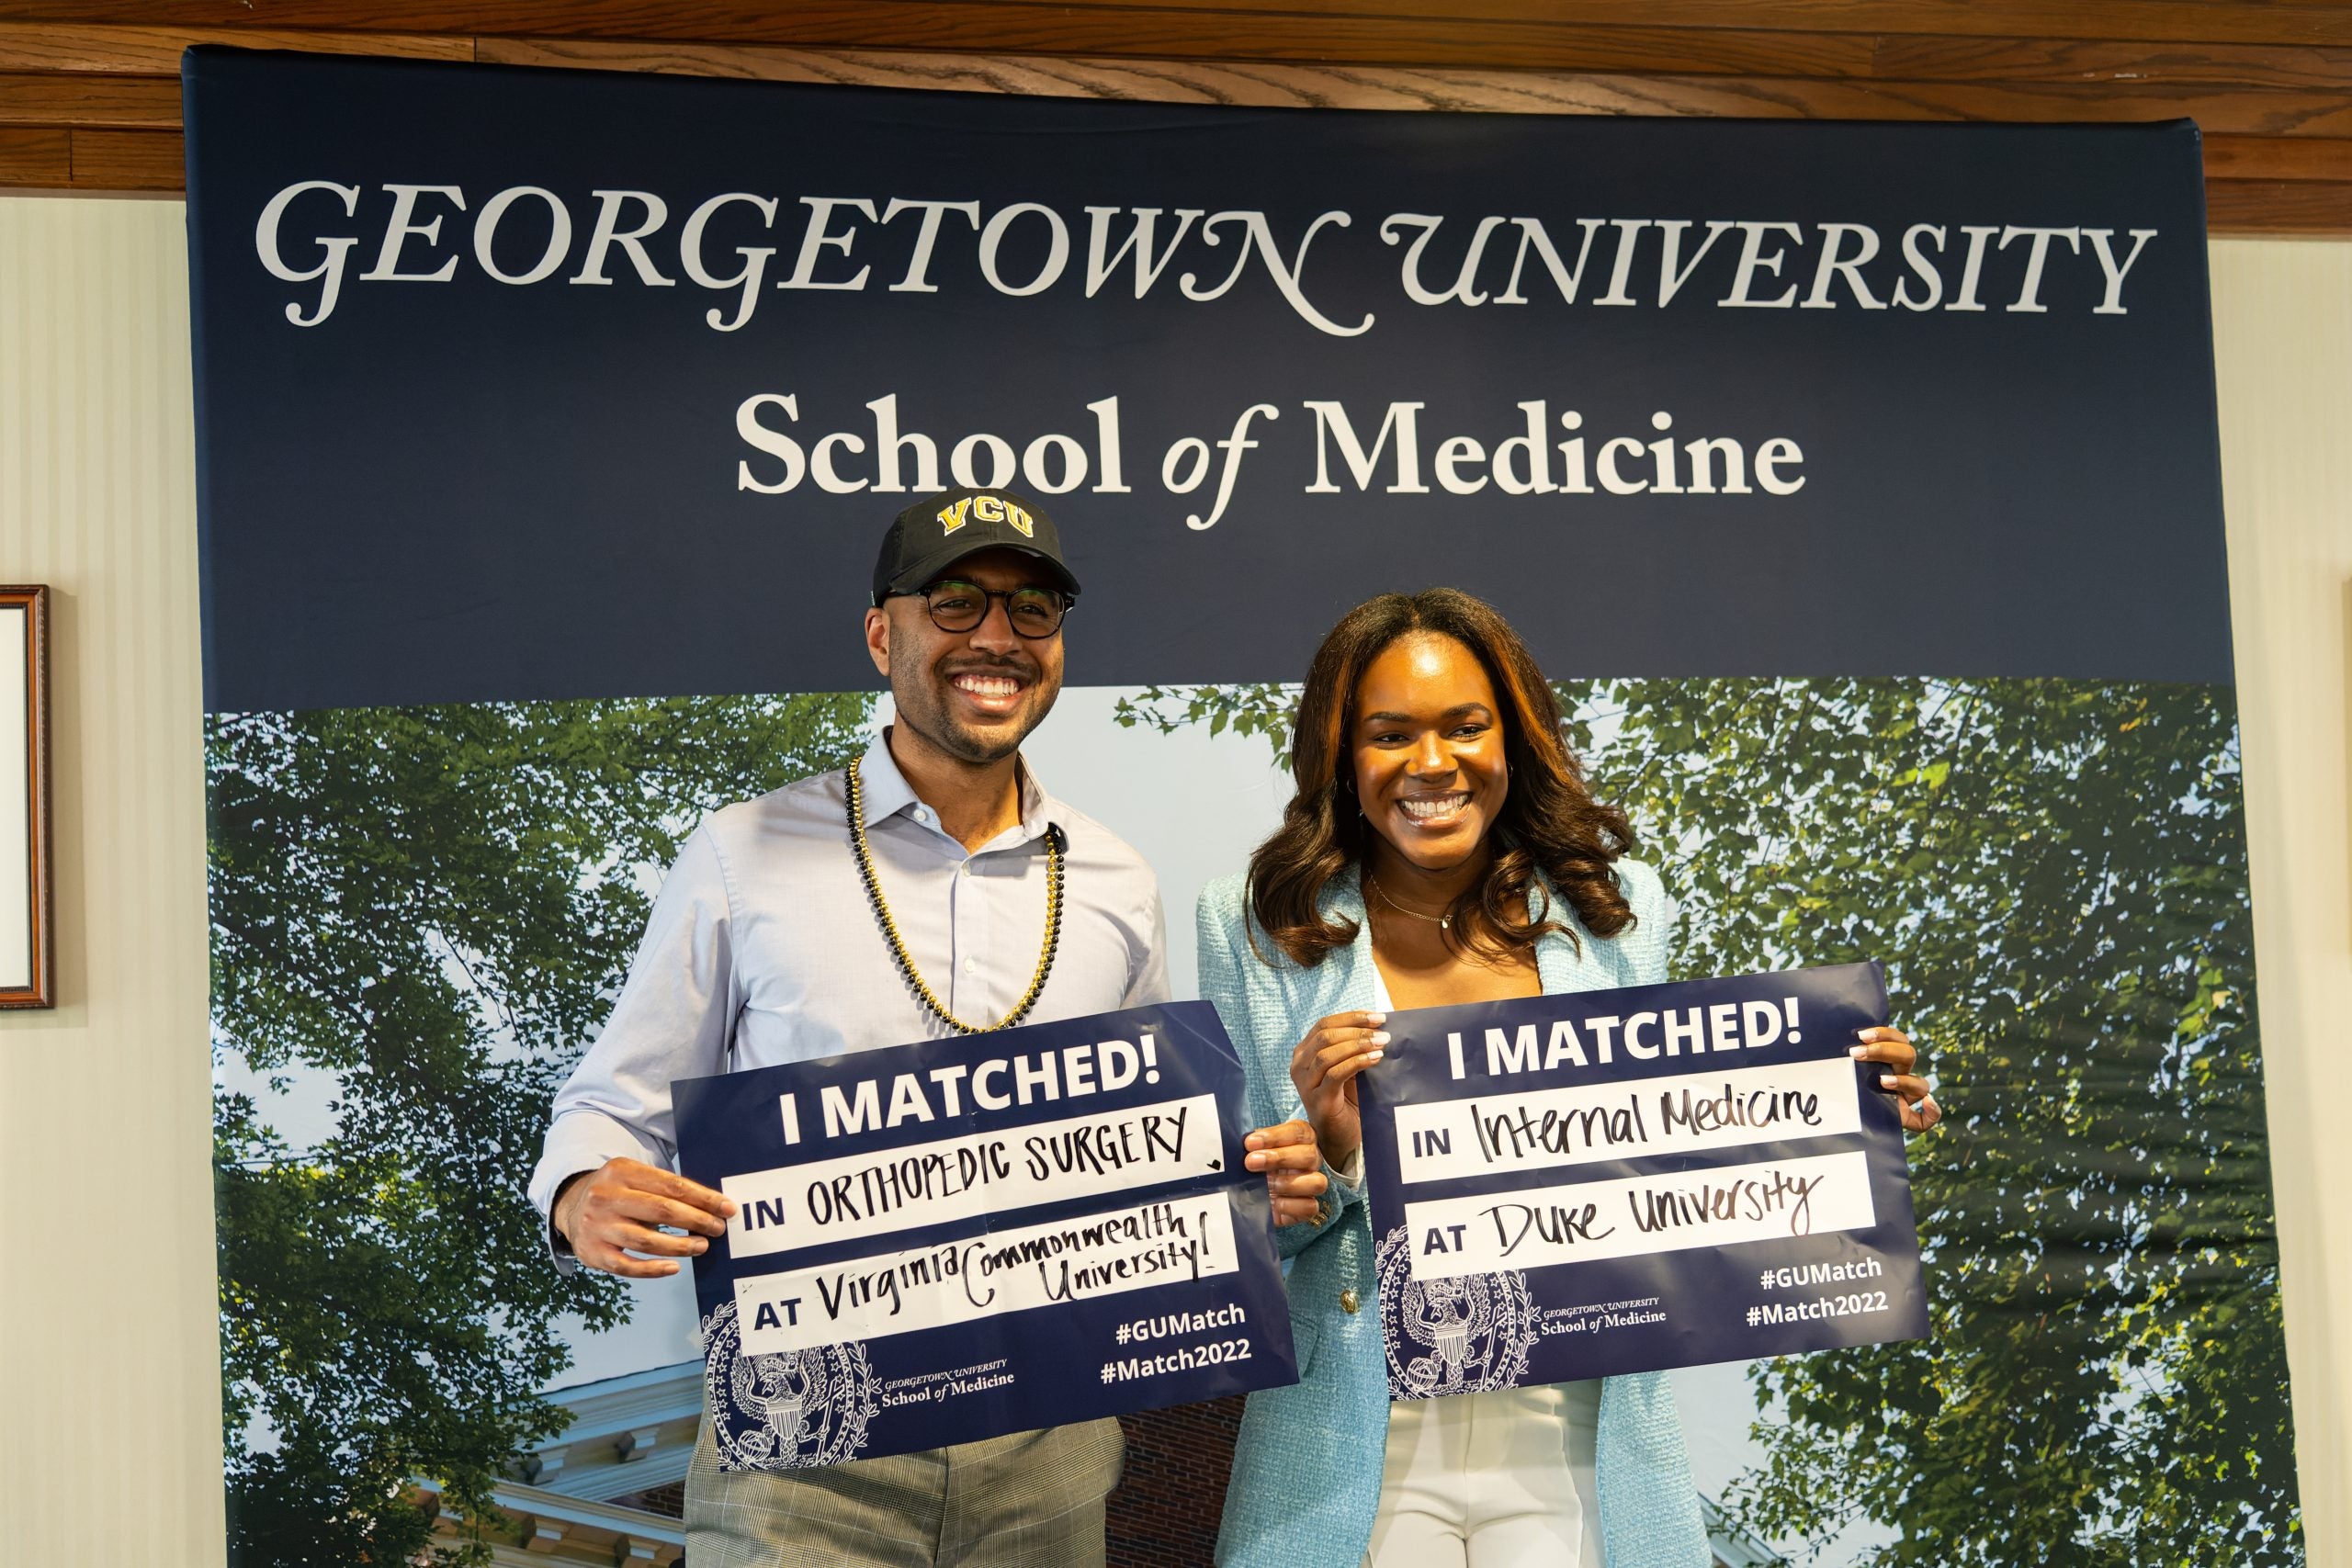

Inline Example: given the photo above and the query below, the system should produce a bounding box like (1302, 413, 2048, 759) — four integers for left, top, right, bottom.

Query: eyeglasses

(898, 580, 1070, 638)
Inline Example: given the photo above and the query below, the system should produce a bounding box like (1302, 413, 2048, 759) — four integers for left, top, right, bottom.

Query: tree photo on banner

(180, 46, 2296, 1568)
(209, 695, 874, 1563)
(206, 674, 2291, 1567)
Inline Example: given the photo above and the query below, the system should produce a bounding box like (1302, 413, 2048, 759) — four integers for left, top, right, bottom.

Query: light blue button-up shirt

(530, 729, 1170, 1253)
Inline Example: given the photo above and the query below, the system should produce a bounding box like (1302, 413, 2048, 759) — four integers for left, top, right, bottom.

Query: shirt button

(914, 808, 930, 823)
(963, 957, 976, 975)
(957, 862, 969, 876)
(1340, 1289, 1361, 1315)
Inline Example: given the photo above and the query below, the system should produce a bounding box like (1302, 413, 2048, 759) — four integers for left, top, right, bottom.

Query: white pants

(1364, 1381, 1605, 1568)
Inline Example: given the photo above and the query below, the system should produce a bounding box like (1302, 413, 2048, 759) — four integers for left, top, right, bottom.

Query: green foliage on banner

(1117, 676, 2297, 1567)
(209, 694, 876, 1568)
(1114, 682, 1296, 760)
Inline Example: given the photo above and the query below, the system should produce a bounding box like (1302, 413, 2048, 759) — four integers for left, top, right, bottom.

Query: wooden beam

(68, 125, 179, 186)
(2205, 132, 2352, 182)
(1870, 34, 2352, 90)
(0, 24, 473, 73)
(476, 39, 2352, 139)
(2, 0, 2351, 56)
(0, 123, 66, 185)
(0, 17, 2336, 234)
(0, 70, 178, 128)
(2206, 177, 2352, 231)
(6, 18, 2352, 93)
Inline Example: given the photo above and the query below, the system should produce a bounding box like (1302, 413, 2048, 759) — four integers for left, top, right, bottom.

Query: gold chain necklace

(1365, 870, 1453, 931)
(844, 756, 1063, 1033)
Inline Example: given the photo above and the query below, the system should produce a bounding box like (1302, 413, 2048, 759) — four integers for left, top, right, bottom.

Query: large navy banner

(186, 49, 2300, 1568)
(184, 49, 2225, 716)
(673, 1002, 1296, 1467)
(1358, 963, 1927, 1393)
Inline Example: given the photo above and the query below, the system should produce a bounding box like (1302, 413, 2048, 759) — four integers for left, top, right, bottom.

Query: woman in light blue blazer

(1202, 590, 1938, 1568)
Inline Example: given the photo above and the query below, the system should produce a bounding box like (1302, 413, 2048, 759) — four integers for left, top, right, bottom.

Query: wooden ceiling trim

(459, 16, 2352, 92)
(2206, 177, 2352, 229)
(0, 69, 177, 127)
(0, 122, 65, 184)
(2205, 131, 2352, 178)
(300, 39, 2352, 143)
(1866, 35, 2352, 90)
(6, 17, 2352, 91)
(17, 28, 2335, 150)
(0, 14, 2336, 233)
(69, 123, 179, 186)
(2, 0, 2351, 55)
(0, 23, 471, 73)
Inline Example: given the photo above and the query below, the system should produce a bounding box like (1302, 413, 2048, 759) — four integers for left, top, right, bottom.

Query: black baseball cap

(871, 486, 1081, 606)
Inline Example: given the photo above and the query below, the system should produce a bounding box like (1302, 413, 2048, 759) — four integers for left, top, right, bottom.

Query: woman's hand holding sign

(552, 1156, 736, 1278)
(1243, 1119, 1329, 1227)
(1289, 1009, 1390, 1169)
(1854, 1025, 1941, 1132)
(1240, 1010, 1390, 1228)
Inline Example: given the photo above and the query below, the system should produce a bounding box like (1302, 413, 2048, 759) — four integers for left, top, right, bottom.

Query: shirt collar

(856, 728, 1057, 846)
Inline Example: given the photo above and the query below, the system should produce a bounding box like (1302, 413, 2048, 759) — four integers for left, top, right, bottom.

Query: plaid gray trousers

(685, 1416, 1125, 1567)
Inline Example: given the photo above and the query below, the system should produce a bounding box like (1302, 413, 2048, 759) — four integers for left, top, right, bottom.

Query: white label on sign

(724, 1092, 1224, 1259)
(1393, 1056, 1860, 1185)
(734, 1192, 1237, 1354)
(1405, 1150, 1878, 1280)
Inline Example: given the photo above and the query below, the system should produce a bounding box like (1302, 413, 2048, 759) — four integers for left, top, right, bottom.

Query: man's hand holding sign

(551, 1156, 734, 1278)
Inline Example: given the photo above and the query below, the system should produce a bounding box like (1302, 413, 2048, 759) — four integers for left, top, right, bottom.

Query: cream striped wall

(0, 195, 221, 1566)
(2212, 237, 2352, 1567)
(0, 194, 2343, 1567)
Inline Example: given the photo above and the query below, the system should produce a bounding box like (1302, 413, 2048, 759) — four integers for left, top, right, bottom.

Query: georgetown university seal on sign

(1377, 1225, 1539, 1398)
(701, 1301, 878, 1470)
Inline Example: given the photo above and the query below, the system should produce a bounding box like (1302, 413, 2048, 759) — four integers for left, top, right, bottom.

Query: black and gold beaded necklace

(844, 755, 1063, 1033)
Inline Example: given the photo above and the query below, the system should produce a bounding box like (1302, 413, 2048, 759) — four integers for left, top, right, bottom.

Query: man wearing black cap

(531, 486, 1169, 1566)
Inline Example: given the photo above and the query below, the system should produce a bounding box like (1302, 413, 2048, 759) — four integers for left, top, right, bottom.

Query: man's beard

(891, 644, 1059, 765)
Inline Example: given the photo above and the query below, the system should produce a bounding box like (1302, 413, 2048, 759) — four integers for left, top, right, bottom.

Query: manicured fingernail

(1367, 1050, 1385, 1062)
(1880, 1074, 1896, 1088)
(1369, 1032, 1390, 1045)
(1849, 1045, 1868, 1058)
(1367, 1012, 1387, 1024)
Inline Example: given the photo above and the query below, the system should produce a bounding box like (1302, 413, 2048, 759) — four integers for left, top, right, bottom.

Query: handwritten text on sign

(725, 1093, 1221, 1258)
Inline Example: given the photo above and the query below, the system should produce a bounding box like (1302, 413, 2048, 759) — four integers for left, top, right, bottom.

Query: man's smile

(948, 667, 1032, 716)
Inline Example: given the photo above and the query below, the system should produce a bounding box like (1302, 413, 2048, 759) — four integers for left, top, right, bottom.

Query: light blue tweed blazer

(1199, 860, 1710, 1568)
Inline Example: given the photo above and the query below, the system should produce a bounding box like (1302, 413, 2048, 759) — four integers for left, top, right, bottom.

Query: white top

(1364, 964, 1604, 1568)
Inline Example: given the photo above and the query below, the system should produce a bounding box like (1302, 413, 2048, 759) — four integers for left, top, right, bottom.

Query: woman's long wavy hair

(1248, 588, 1636, 968)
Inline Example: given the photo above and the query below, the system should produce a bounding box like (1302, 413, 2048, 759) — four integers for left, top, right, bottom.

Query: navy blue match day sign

(673, 1002, 1296, 1468)
(1358, 963, 1927, 1396)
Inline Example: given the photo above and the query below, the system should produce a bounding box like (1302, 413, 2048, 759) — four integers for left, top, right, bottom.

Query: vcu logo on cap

(936, 493, 1035, 538)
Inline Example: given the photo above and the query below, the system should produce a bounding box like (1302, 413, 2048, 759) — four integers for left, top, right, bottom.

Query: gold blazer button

(1340, 1289, 1361, 1314)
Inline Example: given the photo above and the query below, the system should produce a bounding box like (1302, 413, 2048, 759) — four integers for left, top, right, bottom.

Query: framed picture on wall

(0, 586, 54, 1009)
